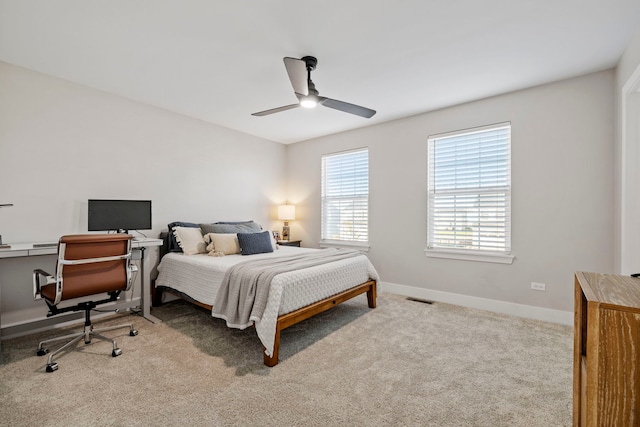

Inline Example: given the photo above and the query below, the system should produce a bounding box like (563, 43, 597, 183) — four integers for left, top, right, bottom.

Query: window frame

(426, 122, 514, 264)
(320, 148, 370, 251)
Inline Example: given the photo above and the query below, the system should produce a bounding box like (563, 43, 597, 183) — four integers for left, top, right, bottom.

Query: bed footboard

(263, 280, 377, 367)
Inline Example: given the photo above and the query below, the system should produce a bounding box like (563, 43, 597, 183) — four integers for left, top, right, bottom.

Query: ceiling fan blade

(283, 57, 308, 96)
(319, 97, 376, 118)
(251, 103, 300, 117)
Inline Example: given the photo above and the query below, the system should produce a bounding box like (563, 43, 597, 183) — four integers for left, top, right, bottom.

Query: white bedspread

(156, 246, 379, 356)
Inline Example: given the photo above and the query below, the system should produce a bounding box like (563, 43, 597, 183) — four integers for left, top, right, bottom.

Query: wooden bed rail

(263, 280, 377, 367)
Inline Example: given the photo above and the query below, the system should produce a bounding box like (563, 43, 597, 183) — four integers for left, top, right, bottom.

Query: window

(427, 123, 512, 263)
(321, 149, 369, 246)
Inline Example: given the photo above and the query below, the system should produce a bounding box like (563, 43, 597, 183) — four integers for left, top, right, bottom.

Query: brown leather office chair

(33, 234, 138, 372)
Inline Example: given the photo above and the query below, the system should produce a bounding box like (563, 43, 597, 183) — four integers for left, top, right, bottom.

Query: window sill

(320, 240, 370, 252)
(425, 248, 514, 264)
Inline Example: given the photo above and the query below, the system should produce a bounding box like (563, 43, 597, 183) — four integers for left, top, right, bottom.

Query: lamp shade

(278, 205, 296, 221)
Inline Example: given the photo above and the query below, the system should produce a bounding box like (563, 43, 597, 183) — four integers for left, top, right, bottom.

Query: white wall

(615, 29, 640, 275)
(617, 30, 640, 88)
(286, 70, 615, 316)
(0, 61, 620, 330)
(0, 62, 286, 329)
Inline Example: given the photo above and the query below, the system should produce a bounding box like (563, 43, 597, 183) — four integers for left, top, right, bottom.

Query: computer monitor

(88, 199, 152, 233)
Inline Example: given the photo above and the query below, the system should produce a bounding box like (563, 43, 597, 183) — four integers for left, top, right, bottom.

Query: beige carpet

(0, 293, 573, 426)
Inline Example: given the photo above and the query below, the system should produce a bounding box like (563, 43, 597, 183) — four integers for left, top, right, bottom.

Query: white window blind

(427, 123, 511, 255)
(321, 149, 369, 243)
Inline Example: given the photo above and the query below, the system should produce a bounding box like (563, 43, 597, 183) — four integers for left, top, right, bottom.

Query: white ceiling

(1, 1, 639, 144)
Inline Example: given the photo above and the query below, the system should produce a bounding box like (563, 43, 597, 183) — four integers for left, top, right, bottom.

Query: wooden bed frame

(152, 279, 377, 367)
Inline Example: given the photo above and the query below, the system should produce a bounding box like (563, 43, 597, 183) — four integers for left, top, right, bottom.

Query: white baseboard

(380, 281, 573, 326)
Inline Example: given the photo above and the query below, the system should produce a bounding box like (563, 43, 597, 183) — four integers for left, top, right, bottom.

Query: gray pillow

(237, 231, 274, 255)
(216, 221, 256, 225)
(200, 222, 262, 234)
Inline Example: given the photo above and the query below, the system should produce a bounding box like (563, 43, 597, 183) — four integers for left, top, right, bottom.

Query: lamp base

(282, 223, 290, 241)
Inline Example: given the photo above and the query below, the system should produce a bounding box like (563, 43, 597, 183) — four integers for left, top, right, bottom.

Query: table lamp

(0, 203, 14, 247)
(278, 205, 295, 241)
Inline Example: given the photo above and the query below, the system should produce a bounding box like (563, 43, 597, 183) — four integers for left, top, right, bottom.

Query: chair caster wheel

(37, 348, 49, 357)
(46, 363, 58, 372)
(130, 329, 138, 337)
(112, 348, 122, 357)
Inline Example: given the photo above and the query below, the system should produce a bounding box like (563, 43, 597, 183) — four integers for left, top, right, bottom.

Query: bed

(153, 225, 379, 367)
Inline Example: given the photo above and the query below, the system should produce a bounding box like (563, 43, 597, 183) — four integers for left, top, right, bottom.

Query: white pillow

(173, 226, 206, 255)
(205, 233, 240, 255)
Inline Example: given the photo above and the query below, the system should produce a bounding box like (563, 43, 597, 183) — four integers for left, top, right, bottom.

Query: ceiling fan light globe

(300, 95, 318, 109)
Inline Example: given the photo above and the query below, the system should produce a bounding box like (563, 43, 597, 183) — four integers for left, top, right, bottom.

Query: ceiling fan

(252, 56, 376, 119)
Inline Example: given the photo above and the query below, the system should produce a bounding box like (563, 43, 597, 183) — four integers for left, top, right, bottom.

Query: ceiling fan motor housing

(301, 56, 317, 71)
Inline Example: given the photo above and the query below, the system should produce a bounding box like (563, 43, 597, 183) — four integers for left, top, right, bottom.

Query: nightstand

(277, 240, 301, 247)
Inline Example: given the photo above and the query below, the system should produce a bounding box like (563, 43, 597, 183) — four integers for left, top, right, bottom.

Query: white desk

(130, 238, 163, 323)
(0, 243, 60, 258)
(0, 238, 161, 257)
(0, 238, 162, 363)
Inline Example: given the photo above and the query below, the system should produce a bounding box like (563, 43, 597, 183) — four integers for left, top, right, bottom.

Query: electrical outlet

(531, 282, 546, 291)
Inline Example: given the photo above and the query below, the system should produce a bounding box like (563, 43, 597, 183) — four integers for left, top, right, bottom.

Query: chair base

(37, 321, 137, 372)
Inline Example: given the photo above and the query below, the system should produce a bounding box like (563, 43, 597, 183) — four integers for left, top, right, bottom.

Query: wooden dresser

(574, 272, 640, 426)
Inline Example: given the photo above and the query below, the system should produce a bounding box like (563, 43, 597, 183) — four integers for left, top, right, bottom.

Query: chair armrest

(33, 268, 55, 300)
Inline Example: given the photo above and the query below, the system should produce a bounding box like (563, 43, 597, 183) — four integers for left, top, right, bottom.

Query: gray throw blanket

(212, 249, 362, 329)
